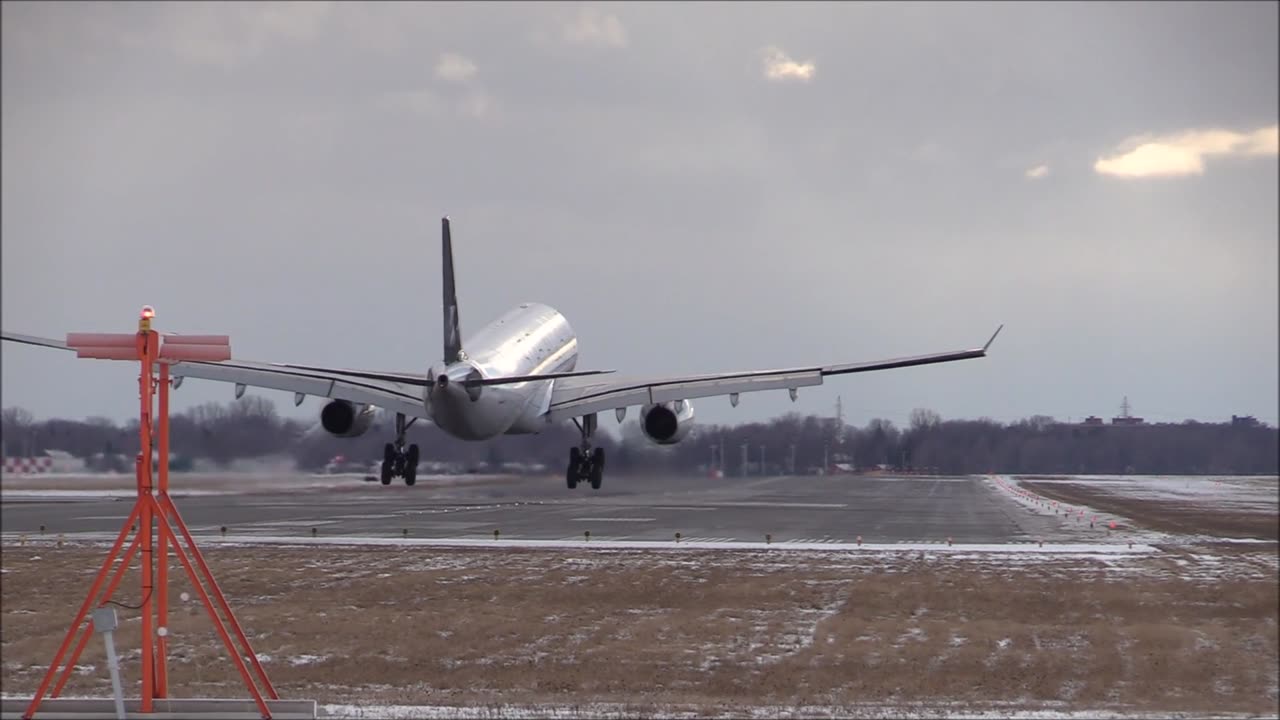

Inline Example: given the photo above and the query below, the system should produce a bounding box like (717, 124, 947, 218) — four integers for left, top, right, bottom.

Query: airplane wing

(4, 323, 1003, 426)
(1, 332, 429, 419)
(545, 326, 1003, 422)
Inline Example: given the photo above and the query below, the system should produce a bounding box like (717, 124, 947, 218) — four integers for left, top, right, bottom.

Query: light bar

(162, 335, 231, 346)
(66, 333, 136, 348)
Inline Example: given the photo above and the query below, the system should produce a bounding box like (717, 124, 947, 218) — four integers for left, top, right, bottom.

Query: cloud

(435, 52, 478, 83)
(761, 46, 816, 82)
(1094, 124, 1279, 178)
(1025, 164, 1050, 179)
(561, 6, 628, 49)
(376, 89, 445, 117)
(458, 89, 498, 119)
(133, 1, 336, 69)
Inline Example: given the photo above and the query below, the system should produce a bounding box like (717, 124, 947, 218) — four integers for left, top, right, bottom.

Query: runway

(0, 472, 1111, 545)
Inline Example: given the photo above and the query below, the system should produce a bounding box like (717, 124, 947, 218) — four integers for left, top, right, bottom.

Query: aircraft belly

(430, 388, 523, 441)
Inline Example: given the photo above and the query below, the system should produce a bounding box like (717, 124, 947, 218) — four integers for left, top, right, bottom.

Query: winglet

(982, 324, 1004, 353)
(442, 216, 464, 363)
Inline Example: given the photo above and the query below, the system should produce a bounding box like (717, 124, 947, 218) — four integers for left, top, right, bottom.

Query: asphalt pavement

(1, 472, 1091, 544)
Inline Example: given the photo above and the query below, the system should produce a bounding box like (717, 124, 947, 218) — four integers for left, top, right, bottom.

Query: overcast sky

(3, 1, 1277, 432)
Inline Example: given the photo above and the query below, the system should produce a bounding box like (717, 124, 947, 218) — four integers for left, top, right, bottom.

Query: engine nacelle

(319, 400, 376, 438)
(639, 400, 695, 445)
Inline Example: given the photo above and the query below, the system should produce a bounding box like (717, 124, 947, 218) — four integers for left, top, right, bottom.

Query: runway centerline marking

(570, 517, 657, 522)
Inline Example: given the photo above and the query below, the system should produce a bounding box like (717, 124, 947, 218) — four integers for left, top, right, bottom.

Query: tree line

(2, 402, 1276, 476)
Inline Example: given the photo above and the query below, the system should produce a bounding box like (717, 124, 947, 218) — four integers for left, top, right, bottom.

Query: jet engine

(640, 400, 695, 445)
(319, 400, 377, 438)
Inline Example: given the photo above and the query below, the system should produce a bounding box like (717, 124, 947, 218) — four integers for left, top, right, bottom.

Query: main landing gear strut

(567, 413, 604, 490)
(381, 413, 420, 486)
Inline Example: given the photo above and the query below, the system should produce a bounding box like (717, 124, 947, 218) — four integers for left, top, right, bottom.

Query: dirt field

(1019, 479, 1279, 541)
(2, 541, 1277, 717)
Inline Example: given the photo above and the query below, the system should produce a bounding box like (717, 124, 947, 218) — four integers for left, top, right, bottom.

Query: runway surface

(0, 472, 1112, 545)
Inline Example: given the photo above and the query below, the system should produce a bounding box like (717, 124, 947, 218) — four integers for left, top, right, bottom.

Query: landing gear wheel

(404, 444, 420, 486)
(567, 415, 599, 493)
(381, 443, 395, 485)
(379, 412, 421, 488)
(567, 447, 581, 489)
(589, 448, 605, 490)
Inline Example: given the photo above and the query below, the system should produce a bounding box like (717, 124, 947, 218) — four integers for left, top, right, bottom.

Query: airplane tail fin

(442, 216, 464, 363)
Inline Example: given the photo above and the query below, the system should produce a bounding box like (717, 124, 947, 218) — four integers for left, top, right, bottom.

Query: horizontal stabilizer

(462, 369, 615, 387)
(272, 363, 613, 388)
(271, 363, 432, 386)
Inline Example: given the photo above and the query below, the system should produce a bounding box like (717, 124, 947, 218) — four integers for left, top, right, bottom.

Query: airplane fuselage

(425, 302, 577, 441)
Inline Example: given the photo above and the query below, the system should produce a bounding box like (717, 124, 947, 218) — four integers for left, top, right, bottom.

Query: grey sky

(3, 1, 1277, 431)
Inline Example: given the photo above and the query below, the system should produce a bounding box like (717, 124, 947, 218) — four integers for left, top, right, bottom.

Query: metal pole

(92, 607, 127, 720)
(137, 329, 155, 713)
(156, 362, 170, 698)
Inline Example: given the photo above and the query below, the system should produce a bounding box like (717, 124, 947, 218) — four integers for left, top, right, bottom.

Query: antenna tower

(1120, 396, 1132, 418)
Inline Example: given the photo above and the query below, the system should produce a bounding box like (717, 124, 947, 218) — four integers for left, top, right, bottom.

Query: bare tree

(909, 408, 942, 431)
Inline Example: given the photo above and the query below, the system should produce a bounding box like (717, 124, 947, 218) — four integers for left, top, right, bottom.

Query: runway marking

(332, 514, 398, 520)
(570, 517, 657, 522)
(652, 506, 716, 511)
(712, 502, 847, 509)
(253, 520, 342, 527)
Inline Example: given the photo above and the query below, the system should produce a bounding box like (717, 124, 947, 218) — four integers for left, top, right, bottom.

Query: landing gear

(381, 413, 420, 486)
(567, 414, 604, 491)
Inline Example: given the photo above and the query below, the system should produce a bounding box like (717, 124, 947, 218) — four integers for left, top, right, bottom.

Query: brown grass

(1020, 480, 1279, 540)
(2, 543, 1277, 715)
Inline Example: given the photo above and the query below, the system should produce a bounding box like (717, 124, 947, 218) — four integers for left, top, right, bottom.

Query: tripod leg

(23, 502, 143, 720)
(52, 533, 142, 697)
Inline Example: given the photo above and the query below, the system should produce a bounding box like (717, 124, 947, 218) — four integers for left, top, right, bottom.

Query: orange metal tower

(22, 307, 278, 720)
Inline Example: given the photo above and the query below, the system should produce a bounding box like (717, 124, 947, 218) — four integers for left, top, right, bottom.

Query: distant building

(1, 449, 86, 475)
(1081, 416, 1104, 426)
(1232, 415, 1260, 427)
(1111, 396, 1145, 425)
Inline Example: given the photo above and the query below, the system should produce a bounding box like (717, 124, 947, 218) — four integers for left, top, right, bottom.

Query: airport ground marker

(21, 308, 277, 720)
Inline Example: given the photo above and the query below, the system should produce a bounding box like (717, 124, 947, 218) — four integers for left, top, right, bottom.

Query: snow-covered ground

(1011, 474, 1278, 511)
(985, 476, 1154, 541)
(984, 475, 1277, 546)
(0, 531, 1160, 556)
(17, 532, 1278, 590)
(317, 703, 1265, 719)
(4, 527, 1274, 720)
(0, 697, 1257, 720)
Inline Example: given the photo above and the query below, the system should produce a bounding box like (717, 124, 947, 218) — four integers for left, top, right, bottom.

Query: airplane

(2, 217, 1002, 489)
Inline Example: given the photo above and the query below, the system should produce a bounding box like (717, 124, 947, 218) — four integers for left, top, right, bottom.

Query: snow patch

(315, 703, 1271, 719)
(289, 654, 328, 666)
(0, 531, 1162, 556)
